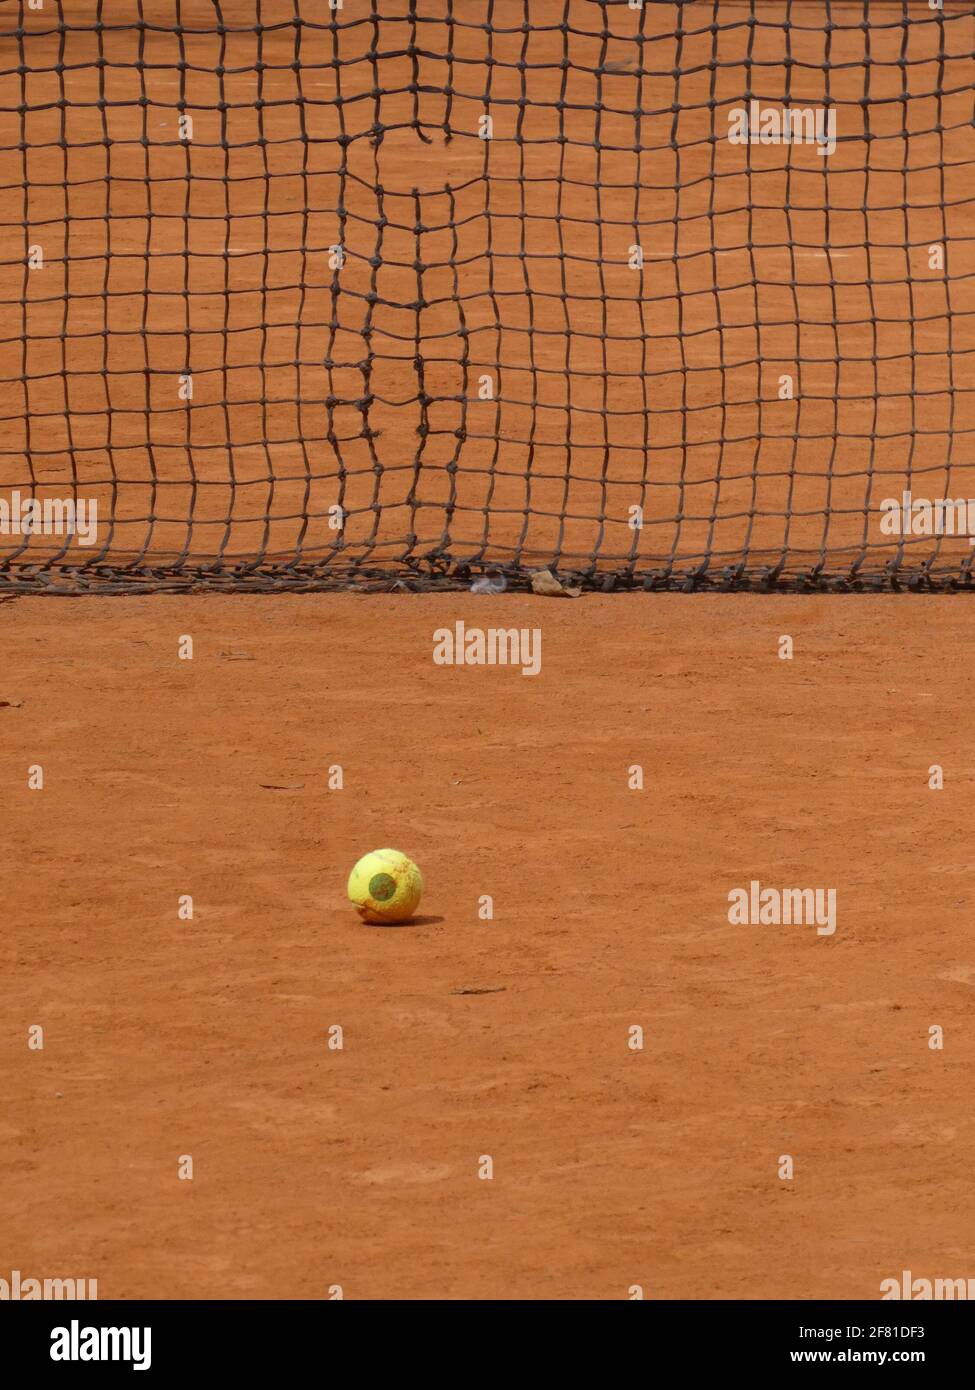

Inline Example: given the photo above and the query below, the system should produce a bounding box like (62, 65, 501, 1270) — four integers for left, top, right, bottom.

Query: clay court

(2, 0, 974, 1302)
(3, 594, 975, 1300)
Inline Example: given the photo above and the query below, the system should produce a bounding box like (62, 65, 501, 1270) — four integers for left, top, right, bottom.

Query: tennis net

(1, 0, 973, 593)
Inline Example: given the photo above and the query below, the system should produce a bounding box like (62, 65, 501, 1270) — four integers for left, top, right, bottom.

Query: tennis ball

(347, 848, 423, 923)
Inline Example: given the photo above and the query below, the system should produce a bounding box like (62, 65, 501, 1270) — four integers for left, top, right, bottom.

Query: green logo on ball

(369, 872, 397, 902)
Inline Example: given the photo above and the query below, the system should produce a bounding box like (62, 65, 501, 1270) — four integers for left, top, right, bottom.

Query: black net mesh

(0, 0, 973, 594)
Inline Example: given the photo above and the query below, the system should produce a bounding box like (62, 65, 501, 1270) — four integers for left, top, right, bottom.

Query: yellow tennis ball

(347, 848, 423, 923)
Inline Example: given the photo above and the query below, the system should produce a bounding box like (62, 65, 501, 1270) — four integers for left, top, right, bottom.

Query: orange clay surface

(2, 592, 973, 1300)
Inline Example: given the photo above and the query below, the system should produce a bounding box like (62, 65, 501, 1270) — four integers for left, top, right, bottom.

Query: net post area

(0, 0, 973, 595)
